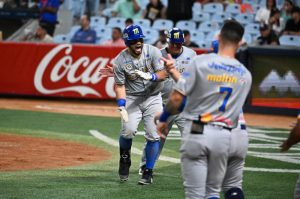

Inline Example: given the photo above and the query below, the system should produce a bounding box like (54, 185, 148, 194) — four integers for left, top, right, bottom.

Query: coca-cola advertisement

(0, 42, 207, 100)
(0, 42, 125, 99)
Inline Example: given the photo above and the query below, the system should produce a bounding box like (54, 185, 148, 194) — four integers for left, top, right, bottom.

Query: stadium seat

(175, 20, 197, 31)
(235, 13, 254, 25)
(203, 3, 224, 14)
(251, 3, 261, 13)
(102, 8, 113, 18)
(68, 25, 81, 38)
(211, 13, 231, 25)
(161, 0, 168, 6)
(134, 18, 151, 29)
(243, 0, 260, 3)
(225, 3, 241, 16)
(190, 30, 205, 43)
(196, 40, 212, 50)
(143, 28, 159, 44)
(53, 34, 71, 43)
(279, 35, 300, 46)
(91, 16, 106, 29)
(205, 30, 220, 42)
(243, 32, 253, 44)
(259, 0, 266, 6)
(139, 0, 149, 9)
(95, 26, 112, 40)
(107, 17, 126, 29)
(193, 2, 202, 14)
(192, 12, 210, 23)
(152, 19, 174, 30)
(245, 23, 260, 36)
(198, 21, 220, 34)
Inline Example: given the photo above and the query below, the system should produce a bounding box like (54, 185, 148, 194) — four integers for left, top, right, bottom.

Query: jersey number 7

(219, 87, 232, 112)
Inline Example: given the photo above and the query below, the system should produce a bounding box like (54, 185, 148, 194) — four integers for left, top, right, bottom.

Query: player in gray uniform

(157, 20, 252, 199)
(139, 28, 197, 173)
(113, 24, 167, 185)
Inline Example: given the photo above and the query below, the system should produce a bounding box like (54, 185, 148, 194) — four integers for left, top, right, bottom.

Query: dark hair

(219, 20, 244, 44)
(113, 27, 122, 34)
(183, 30, 190, 36)
(285, 0, 294, 6)
(292, 6, 300, 14)
(270, 8, 280, 26)
(39, 22, 48, 31)
(82, 14, 91, 22)
(125, 18, 133, 24)
(266, 0, 277, 10)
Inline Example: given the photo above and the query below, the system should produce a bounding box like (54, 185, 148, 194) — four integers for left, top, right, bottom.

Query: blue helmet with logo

(123, 24, 145, 45)
(167, 28, 184, 43)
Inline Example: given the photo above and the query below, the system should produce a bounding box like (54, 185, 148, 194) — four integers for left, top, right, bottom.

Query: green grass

(0, 109, 298, 199)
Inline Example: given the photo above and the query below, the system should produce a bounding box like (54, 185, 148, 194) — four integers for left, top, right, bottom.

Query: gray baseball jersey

(113, 44, 164, 96)
(161, 46, 197, 103)
(178, 53, 252, 198)
(175, 53, 252, 128)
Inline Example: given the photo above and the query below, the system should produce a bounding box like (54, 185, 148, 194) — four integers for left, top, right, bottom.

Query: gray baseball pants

(180, 120, 248, 199)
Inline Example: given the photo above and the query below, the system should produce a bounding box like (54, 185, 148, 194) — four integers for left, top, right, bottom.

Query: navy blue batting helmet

(167, 28, 184, 43)
(123, 24, 145, 45)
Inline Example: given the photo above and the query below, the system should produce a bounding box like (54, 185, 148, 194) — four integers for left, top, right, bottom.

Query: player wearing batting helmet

(113, 24, 167, 185)
(139, 28, 197, 174)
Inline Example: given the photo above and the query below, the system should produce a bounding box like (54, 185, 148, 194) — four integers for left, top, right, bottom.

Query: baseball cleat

(138, 169, 153, 185)
(119, 154, 131, 182)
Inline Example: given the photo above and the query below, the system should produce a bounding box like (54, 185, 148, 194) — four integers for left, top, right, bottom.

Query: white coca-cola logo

(34, 44, 115, 98)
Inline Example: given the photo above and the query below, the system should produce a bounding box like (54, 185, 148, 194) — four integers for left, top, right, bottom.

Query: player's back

(180, 53, 252, 128)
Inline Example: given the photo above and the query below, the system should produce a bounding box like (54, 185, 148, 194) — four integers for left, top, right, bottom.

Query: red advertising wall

(0, 42, 207, 99)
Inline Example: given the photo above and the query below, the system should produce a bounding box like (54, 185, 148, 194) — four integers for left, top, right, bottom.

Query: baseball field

(0, 98, 299, 199)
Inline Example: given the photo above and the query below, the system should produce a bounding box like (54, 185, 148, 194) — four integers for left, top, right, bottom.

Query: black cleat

(119, 152, 131, 181)
(138, 169, 153, 185)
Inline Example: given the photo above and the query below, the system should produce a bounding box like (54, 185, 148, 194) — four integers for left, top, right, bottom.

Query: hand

(161, 54, 176, 74)
(134, 69, 152, 80)
(157, 121, 168, 139)
(118, 106, 128, 122)
(99, 66, 114, 77)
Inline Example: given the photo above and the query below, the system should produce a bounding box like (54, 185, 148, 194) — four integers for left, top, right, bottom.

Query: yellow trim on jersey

(207, 74, 237, 84)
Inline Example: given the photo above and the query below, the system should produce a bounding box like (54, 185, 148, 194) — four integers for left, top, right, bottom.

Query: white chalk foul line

(89, 130, 180, 163)
(89, 130, 300, 173)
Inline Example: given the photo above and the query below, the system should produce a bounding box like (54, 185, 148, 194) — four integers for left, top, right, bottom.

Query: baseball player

(157, 19, 252, 198)
(139, 28, 197, 174)
(280, 110, 300, 198)
(211, 39, 249, 199)
(113, 24, 167, 185)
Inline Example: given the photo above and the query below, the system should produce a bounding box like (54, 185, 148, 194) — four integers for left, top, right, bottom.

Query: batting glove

(134, 70, 157, 81)
(118, 106, 129, 122)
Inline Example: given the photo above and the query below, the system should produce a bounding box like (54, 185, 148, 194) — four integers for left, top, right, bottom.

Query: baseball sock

(145, 140, 160, 169)
(119, 136, 132, 151)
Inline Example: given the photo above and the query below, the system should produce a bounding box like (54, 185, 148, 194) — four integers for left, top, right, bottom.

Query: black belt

(190, 121, 246, 134)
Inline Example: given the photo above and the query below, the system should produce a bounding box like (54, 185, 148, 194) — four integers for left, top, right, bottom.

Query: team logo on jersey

(124, 64, 133, 70)
(207, 74, 237, 84)
(133, 28, 139, 34)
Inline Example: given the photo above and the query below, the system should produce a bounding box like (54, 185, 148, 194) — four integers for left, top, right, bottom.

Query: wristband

(151, 73, 158, 81)
(159, 108, 171, 122)
(117, 98, 126, 107)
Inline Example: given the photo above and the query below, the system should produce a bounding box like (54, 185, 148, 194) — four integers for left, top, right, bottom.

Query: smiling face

(128, 38, 144, 57)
